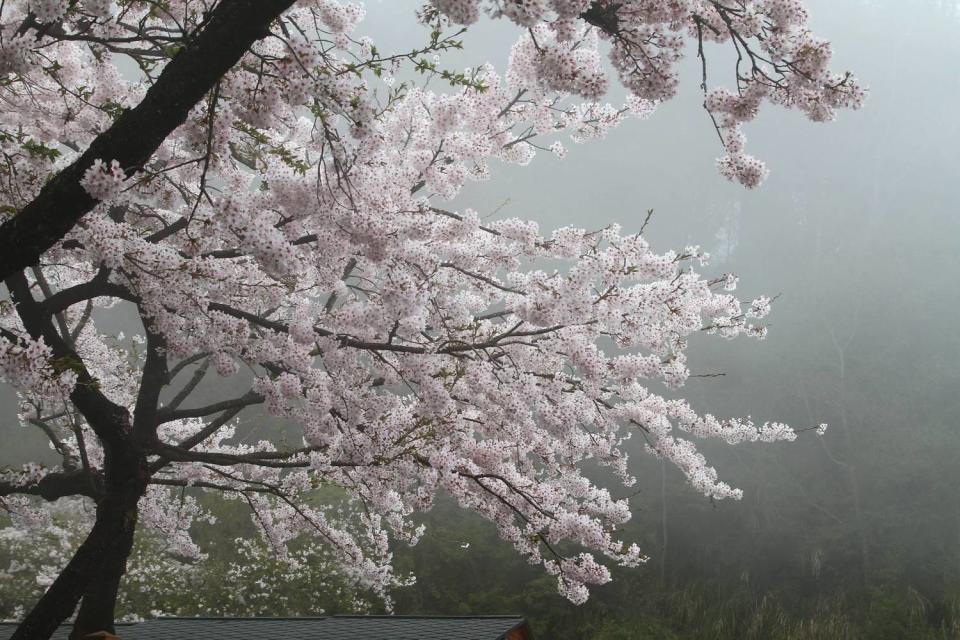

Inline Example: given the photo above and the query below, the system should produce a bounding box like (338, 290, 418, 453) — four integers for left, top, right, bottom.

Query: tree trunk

(6, 266, 154, 639)
(11, 446, 146, 640)
(69, 500, 140, 638)
(70, 449, 145, 639)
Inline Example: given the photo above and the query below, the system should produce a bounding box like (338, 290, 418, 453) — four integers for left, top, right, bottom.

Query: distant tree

(0, 1, 862, 638)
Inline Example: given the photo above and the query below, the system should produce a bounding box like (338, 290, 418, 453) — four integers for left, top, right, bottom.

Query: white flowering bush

(0, 499, 372, 620)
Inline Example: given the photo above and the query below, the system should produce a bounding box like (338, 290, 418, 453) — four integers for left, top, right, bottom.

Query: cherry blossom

(0, 1, 856, 637)
(429, 0, 865, 187)
(80, 159, 126, 202)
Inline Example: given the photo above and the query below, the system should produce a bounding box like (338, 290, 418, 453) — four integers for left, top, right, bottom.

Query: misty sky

(352, 0, 960, 511)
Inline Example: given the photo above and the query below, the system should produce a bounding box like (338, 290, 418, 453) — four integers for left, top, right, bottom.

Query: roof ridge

(151, 615, 525, 621)
(154, 617, 330, 621)
(331, 615, 525, 619)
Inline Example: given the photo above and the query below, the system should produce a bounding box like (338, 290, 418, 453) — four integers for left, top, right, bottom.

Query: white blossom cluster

(0, 334, 75, 395)
(80, 158, 126, 202)
(431, 0, 865, 187)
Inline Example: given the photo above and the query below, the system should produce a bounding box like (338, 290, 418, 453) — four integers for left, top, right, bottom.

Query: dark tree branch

(0, 468, 103, 501)
(132, 323, 168, 444)
(69, 300, 95, 343)
(208, 301, 567, 356)
(156, 391, 264, 424)
(32, 267, 72, 343)
(41, 272, 137, 314)
(27, 416, 78, 470)
(149, 476, 276, 494)
(149, 444, 308, 469)
(165, 358, 209, 413)
(208, 302, 293, 334)
(5, 273, 131, 446)
(148, 407, 246, 475)
(167, 352, 211, 383)
(0, 0, 297, 281)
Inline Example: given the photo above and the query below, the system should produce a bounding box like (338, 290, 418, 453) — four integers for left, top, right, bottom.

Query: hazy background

(4, 1, 960, 637)
(357, 0, 960, 635)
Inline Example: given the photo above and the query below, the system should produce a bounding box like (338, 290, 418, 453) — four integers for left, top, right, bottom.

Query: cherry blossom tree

(0, 1, 860, 638)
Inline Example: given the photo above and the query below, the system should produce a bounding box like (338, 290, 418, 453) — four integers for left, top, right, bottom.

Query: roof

(0, 615, 534, 640)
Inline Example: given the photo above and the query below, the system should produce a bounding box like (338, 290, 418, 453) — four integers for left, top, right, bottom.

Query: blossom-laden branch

(0, 0, 297, 281)
(434, 0, 864, 187)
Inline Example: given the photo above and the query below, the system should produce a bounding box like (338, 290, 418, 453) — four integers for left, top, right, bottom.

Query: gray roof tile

(1, 616, 532, 640)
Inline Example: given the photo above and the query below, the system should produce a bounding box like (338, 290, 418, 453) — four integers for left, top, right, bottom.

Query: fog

(357, 0, 960, 634)
(4, 1, 960, 636)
